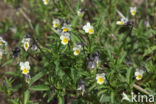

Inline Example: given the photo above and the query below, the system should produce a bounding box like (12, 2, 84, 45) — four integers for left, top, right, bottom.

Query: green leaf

(111, 91, 115, 103)
(24, 90, 30, 104)
(47, 92, 56, 103)
(100, 95, 110, 103)
(143, 46, 156, 56)
(29, 71, 46, 86)
(58, 96, 64, 104)
(126, 68, 133, 84)
(29, 85, 49, 91)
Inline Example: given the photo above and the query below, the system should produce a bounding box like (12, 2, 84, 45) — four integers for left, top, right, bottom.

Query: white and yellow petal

(53, 19, 60, 28)
(24, 42, 30, 51)
(116, 21, 124, 25)
(43, 0, 49, 5)
(61, 37, 69, 45)
(20, 61, 30, 75)
(135, 69, 144, 80)
(136, 74, 142, 80)
(62, 24, 71, 33)
(96, 73, 105, 84)
(22, 68, 29, 75)
(83, 22, 94, 34)
(0, 50, 3, 59)
(74, 49, 80, 56)
(130, 7, 136, 16)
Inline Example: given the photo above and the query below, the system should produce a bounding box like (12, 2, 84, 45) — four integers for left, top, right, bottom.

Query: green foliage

(0, 0, 155, 104)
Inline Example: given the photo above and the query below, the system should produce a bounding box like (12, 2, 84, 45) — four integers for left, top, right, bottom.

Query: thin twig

(19, 9, 34, 30)
(116, 9, 125, 19)
(133, 84, 150, 95)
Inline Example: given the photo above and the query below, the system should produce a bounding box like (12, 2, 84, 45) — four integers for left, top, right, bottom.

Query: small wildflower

(0, 37, 7, 46)
(83, 22, 94, 34)
(22, 38, 31, 51)
(52, 19, 60, 28)
(96, 73, 105, 85)
(135, 69, 144, 80)
(20, 61, 30, 75)
(88, 61, 96, 70)
(62, 23, 71, 33)
(116, 17, 128, 25)
(0, 49, 3, 59)
(31, 44, 38, 51)
(77, 9, 84, 17)
(130, 7, 136, 16)
(73, 44, 82, 56)
(24, 74, 31, 84)
(77, 81, 85, 96)
(12, 47, 20, 58)
(43, 0, 49, 5)
(60, 32, 70, 45)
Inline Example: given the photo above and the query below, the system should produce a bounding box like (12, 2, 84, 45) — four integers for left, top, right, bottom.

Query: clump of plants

(0, 0, 155, 104)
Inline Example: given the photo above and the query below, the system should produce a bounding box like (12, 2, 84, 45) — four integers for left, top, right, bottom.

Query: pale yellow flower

(116, 17, 128, 25)
(22, 38, 30, 51)
(83, 22, 94, 34)
(0, 37, 7, 46)
(62, 23, 71, 33)
(53, 19, 60, 28)
(135, 69, 144, 80)
(20, 61, 30, 75)
(43, 0, 49, 5)
(96, 73, 105, 84)
(60, 33, 70, 45)
(130, 7, 136, 16)
(73, 45, 82, 56)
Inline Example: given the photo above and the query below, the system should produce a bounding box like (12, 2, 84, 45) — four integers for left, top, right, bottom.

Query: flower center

(23, 68, 29, 74)
(63, 28, 68, 32)
(88, 29, 93, 34)
(98, 77, 104, 83)
(132, 11, 136, 15)
(74, 50, 80, 55)
(54, 23, 58, 28)
(0, 41, 2, 45)
(45, 0, 49, 4)
(63, 38, 68, 44)
(137, 75, 142, 79)
(24, 43, 29, 49)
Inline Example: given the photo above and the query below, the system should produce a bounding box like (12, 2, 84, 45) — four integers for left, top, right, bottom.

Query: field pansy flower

(130, 7, 136, 16)
(0, 37, 7, 46)
(73, 44, 82, 56)
(96, 73, 105, 84)
(24, 74, 31, 84)
(62, 23, 71, 33)
(53, 19, 60, 28)
(77, 81, 85, 96)
(0, 49, 3, 59)
(77, 9, 84, 17)
(60, 32, 70, 45)
(135, 69, 144, 80)
(20, 61, 30, 75)
(22, 38, 30, 51)
(43, 0, 49, 5)
(116, 17, 128, 25)
(83, 22, 94, 34)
